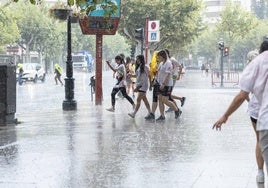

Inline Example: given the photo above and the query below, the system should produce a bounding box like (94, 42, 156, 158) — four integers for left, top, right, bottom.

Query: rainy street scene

(0, 70, 262, 188)
(1, 0, 268, 188)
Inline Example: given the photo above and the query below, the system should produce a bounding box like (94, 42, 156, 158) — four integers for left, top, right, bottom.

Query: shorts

(250, 117, 257, 124)
(158, 86, 172, 96)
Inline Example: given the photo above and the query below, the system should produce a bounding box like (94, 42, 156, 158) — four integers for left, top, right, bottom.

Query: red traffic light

(224, 47, 229, 56)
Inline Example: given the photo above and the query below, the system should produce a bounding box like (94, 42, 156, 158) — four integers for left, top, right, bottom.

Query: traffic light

(130, 47, 135, 57)
(135, 28, 144, 40)
(223, 47, 229, 56)
(218, 41, 224, 50)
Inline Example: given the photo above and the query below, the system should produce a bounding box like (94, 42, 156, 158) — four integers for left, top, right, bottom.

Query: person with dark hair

(154, 50, 182, 121)
(128, 55, 151, 118)
(213, 40, 268, 183)
(106, 55, 135, 112)
(164, 49, 186, 113)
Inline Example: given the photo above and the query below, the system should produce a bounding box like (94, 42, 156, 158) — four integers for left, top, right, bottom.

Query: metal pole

(95, 34, 103, 105)
(62, 15, 77, 110)
(220, 48, 224, 87)
(145, 18, 149, 63)
(141, 38, 144, 55)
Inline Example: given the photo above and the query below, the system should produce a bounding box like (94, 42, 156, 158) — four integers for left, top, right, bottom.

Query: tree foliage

(216, 1, 258, 44)
(189, 1, 266, 70)
(118, 0, 205, 56)
(0, 8, 20, 52)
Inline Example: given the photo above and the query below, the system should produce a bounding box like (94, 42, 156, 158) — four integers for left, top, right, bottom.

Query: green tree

(0, 7, 20, 52)
(118, 0, 205, 56)
(216, 1, 258, 71)
(190, 26, 219, 67)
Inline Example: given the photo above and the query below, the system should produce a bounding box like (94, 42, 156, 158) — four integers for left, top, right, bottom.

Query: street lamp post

(62, 15, 77, 110)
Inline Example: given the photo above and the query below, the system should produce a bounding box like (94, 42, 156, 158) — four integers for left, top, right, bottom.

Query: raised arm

(106, 61, 116, 73)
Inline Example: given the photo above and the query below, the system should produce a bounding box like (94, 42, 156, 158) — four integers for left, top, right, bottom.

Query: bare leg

(252, 121, 264, 170)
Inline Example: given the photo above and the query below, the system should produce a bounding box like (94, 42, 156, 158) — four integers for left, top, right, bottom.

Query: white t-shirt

(247, 94, 259, 119)
(156, 60, 173, 86)
(114, 63, 126, 88)
(135, 66, 149, 92)
(239, 51, 268, 131)
(170, 57, 180, 77)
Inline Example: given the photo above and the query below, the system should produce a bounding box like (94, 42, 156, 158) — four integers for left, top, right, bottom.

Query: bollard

(0, 63, 17, 125)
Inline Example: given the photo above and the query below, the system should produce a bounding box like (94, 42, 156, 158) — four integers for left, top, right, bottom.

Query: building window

(206, 1, 220, 6)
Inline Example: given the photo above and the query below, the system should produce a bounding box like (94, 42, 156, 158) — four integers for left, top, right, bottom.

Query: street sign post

(148, 20, 160, 42)
(79, 0, 121, 105)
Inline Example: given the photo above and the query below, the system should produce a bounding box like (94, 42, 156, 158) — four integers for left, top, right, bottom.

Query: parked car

(16, 63, 46, 84)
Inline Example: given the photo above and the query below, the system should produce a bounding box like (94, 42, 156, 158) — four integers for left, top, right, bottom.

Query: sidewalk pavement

(0, 70, 264, 188)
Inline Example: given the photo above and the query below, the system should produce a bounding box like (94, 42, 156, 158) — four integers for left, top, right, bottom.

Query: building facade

(204, 0, 251, 24)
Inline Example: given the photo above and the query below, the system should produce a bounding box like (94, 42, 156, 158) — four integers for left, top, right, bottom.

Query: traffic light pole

(220, 48, 224, 87)
(145, 18, 149, 63)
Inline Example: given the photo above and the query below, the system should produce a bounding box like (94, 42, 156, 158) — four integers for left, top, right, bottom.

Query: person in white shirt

(246, 50, 264, 183)
(213, 41, 268, 183)
(155, 50, 182, 121)
(164, 49, 186, 113)
(106, 55, 135, 112)
(128, 55, 151, 118)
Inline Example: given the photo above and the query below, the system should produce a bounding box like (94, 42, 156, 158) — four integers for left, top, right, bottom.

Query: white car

(17, 63, 46, 83)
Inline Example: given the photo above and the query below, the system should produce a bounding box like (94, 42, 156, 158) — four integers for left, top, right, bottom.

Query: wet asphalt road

(0, 70, 264, 188)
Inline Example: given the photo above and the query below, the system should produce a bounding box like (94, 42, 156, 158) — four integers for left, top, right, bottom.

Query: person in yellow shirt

(54, 63, 64, 86)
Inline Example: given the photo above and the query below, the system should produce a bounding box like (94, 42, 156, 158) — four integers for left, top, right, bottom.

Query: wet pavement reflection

(0, 70, 264, 187)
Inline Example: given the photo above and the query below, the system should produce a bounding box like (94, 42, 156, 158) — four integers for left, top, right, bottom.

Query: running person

(155, 50, 182, 121)
(54, 63, 64, 86)
(145, 51, 160, 121)
(106, 55, 135, 112)
(164, 49, 186, 113)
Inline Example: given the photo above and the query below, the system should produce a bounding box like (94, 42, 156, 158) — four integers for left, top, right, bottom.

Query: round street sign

(151, 22, 156, 30)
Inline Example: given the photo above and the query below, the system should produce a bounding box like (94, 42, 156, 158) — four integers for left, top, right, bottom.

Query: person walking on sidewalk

(244, 50, 265, 183)
(164, 49, 186, 113)
(212, 41, 268, 184)
(145, 51, 160, 121)
(106, 55, 135, 112)
(125, 56, 135, 98)
(54, 63, 64, 86)
(155, 50, 182, 121)
(128, 55, 151, 118)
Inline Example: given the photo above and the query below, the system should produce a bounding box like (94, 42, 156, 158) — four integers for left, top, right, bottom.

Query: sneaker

(165, 107, 174, 113)
(106, 107, 115, 112)
(181, 97, 186, 107)
(175, 109, 182, 119)
(145, 113, 155, 120)
(156, 115, 165, 122)
(128, 112, 135, 118)
(256, 171, 264, 183)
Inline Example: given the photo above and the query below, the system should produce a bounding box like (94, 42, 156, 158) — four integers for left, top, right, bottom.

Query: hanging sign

(79, 0, 121, 35)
